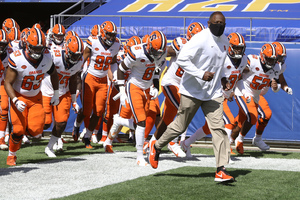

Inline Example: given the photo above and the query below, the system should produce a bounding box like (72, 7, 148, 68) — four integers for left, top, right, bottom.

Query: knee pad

(258, 117, 269, 127)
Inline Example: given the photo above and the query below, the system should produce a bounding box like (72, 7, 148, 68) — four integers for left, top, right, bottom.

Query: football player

(72, 21, 120, 148)
(231, 43, 281, 154)
(4, 27, 59, 165)
(104, 30, 167, 166)
(43, 36, 84, 157)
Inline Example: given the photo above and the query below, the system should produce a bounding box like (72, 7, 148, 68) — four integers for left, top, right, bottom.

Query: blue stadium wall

(51, 0, 300, 141)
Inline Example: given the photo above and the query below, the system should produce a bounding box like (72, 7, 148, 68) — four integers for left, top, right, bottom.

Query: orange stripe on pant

(10, 91, 45, 137)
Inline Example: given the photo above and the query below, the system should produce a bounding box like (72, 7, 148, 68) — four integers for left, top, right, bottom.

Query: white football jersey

(8, 40, 22, 52)
(124, 43, 166, 90)
(8, 49, 53, 97)
(222, 54, 247, 98)
(42, 49, 83, 97)
(86, 36, 120, 78)
(161, 37, 187, 87)
(237, 54, 281, 103)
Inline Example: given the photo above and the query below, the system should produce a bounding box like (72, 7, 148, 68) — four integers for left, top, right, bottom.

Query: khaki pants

(156, 94, 230, 167)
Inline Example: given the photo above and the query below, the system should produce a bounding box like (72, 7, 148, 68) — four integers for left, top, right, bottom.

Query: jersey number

(250, 75, 270, 90)
(94, 56, 112, 71)
(21, 74, 45, 90)
(227, 74, 240, 90)
(142, 67, 155, 80)
(58, 73, 71, 87)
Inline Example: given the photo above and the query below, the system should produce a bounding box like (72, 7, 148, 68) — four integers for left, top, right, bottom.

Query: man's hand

(50, 90, 60, 106)
(149, 86, 159, 100)
(202, 71, 215, 81)
(284, 86, 293, 95)
(12, 97, 27, 112)
(113, 85, 128, 107)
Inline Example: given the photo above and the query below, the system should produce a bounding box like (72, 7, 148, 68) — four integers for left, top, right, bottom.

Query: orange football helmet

(227, 32, 246, 59)
(64, 31, 79, 43)
(260, 43, 277, 69)
(26, 28, 46, 60)
(146, 30, 167, 59)
(124, 36, 142, 54)
(2, 18, 19, 33)
(0, 29, 9, 54)
(272, 41, 287, 64)
(91, 24, 101, 36)
(52, 24, 66, 45)
(7, 27, 20, 41)
(187, 22, 205, 41)
(65, 35, 84, 65)
(100, 21, 117, 46)
(142, 34, 149, 43)
(20, 27, 30, 49)
(32, 23, 42, 30)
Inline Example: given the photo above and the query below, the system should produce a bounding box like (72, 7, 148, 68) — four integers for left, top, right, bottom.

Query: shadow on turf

(0, 167, 39, 176)
(232, 151, 291, 158)
(154, 168, 251, 185)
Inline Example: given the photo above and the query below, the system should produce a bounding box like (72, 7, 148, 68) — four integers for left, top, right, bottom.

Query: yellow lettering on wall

(180, 0, 237, 12)
(119, 0, 184, 12)
(242, 0, 300, 12)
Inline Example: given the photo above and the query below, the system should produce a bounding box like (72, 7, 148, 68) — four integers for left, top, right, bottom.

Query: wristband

(12, 97, 19, 104)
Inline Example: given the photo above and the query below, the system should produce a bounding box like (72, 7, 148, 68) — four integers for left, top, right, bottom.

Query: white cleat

(22, 135, 31, 144)
(180, 140, 193, 158)
(252, 137, 270, 151)
(136, 158, 148, 167)
(168, 142, 186, 158)
(45, 146, 56, 157)
(91, 134, 98, 144)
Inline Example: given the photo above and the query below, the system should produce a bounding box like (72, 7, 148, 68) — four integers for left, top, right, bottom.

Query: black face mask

(209, 23, 225, 37)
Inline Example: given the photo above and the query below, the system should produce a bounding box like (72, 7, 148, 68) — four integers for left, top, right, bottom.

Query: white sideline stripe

(0, 152, 299, 200)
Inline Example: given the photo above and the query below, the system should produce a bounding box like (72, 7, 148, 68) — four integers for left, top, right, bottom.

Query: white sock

(102, 130, 108, 137)
(57, 138, 63, 148)
(180, 130, 187, 141)
(104, 137, 113, 146)
(0, 130, 5, 138)
(115, 114, 135, 130)
(135, 125, 145, 157)
(84, 129, 93, 138)
(47, 135, 59, 149)
(237, 133, 244, 142)
(150, 134, 156, 142)
(93, 129, 98, 135)
(255, 133, 262, 139)
(185, 127, 206, 146)
(8, 151, 16, 157)
(225, 128, 233, 143)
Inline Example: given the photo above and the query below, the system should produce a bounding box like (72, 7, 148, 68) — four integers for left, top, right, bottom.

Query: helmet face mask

(260, 43, 277, 69)
(103, 30, 116, 46)
(53, 33, 64, 45)
(272, 42, 287, 65)
(228, 32, 245, 59)
(277, 55, 286, 64)
(27, 44, 45, 60)
(229, 44, 245, 59)
(65, 36, 83, 65)
(66, 50, 82, 64)
(149, 44, 164, 59)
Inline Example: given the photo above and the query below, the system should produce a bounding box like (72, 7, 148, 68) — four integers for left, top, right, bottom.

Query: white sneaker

(56, 138, 63, 152)
(180, 140, 193, 158)
(252, 137, 270, 151)
(136, 158, 148, 166)
(91, 134, 98, 143)
(22, 135, 31, 144)
(45, 146, 56, 157)
(168, 142, 186, 158)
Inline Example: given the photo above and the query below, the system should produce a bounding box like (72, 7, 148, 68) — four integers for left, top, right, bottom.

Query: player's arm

(279, 73, 292, 95)
(4, 67, 18, 100)
(167, 46, 176, 57)
(48, 63, 59, 91)
(69, 72, 81, 113)
(83, 46, 91, 64)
